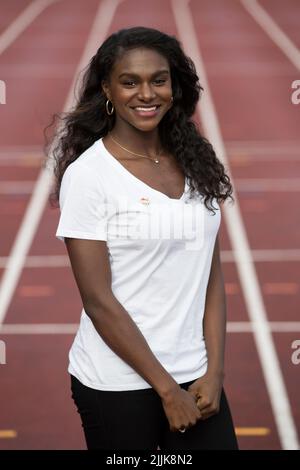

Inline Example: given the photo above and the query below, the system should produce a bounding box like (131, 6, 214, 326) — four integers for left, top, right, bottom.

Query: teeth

(134, 106, 157, 111)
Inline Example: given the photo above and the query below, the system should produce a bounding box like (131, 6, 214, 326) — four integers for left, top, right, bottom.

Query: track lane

(0, 334, 85, 449)
(1, 0, 299, 449)
(0, 0, 123, 449)
(188, 0, 299, 448)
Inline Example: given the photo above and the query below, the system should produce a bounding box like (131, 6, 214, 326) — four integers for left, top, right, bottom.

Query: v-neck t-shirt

(56, 137, 221, 391)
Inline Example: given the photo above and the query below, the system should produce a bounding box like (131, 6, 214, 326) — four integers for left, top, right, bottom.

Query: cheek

(113, 88, 134, 105)
(161, 86, 173, 100)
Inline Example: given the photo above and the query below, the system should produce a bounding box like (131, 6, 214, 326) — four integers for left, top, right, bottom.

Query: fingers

(170, 419, 199, 433)
(170, 406, 202, 432)
(187, 388, 199, 401)
(163, 388, 204, 433)
(196, 397, 220, 420)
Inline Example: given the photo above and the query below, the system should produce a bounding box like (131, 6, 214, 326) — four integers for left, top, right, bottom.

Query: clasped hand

(161, 372, 223, 432)
(187, 372, 223, 420)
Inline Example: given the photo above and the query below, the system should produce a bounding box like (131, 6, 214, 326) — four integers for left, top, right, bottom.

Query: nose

(138, 82, 156, 101)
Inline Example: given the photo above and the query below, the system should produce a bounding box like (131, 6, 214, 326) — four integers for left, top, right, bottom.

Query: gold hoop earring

(106, 99, 114, 115)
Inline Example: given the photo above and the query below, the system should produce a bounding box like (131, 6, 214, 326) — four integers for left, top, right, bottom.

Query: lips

(130, 105, 161, 111)
(134, 106, 158, 112)
(130, 104, 161, 118)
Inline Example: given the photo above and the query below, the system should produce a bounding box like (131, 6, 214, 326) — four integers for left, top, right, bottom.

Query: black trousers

(71, 374, 238, 450)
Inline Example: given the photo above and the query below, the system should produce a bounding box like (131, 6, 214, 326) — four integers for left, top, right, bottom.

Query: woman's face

(101, 47, 173, 132)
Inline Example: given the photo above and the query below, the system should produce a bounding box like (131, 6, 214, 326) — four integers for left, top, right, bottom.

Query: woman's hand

(187, 372, 224, 420)
(160, 386, 202, 432)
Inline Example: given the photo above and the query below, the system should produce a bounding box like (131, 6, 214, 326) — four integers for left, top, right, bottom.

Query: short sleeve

(56, 162, 108, 242)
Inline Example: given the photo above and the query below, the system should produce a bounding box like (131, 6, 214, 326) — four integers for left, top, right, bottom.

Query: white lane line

(1, 64, 76, 79)
(227, 322, 300, 333)
(0, 250, 300, 269)
(231, 155, 300, 162)
(0, 146, 42, 153)
(227, 140, 300, 146)
(0, 0, 123, 327)
(222, 249, 300, 263)
(0, 181, 36, 194)
(1, 322, 300, 335)
(240, 0, 300, 71)
(234, 178, 300, 191)
(0, 0, 59, 56)
(172, 0, 299, 450)
(226, 140, 300, 155)
(0, 255, 70, 268)
(0, 323, 78, 334)
(227, 141, 300, 161)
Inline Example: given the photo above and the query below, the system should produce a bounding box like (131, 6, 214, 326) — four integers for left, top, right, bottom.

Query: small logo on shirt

(140, 197, 150, 205)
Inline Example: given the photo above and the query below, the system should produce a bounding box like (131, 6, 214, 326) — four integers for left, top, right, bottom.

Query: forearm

(203, 288, 226, 376)
(203, 239, 226, 377)
(85, 296, 179, 398)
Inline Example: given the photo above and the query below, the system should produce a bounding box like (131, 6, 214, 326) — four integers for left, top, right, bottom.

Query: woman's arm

(203, 234, 226, 376)
(65, 237, 201, 431)
(188, 234, 226, 418)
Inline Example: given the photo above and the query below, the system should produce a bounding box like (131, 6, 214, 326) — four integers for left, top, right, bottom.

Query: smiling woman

(46, 26, 237, 451)
(102, 49, 172, 126)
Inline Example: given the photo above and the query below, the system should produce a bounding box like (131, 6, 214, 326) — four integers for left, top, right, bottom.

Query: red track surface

(0, 0, 299, 450)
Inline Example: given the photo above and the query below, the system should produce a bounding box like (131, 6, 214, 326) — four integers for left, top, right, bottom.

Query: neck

(110, 121, 162, 156)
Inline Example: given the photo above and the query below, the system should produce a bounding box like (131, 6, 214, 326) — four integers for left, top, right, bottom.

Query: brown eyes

(122, 79, 166, 87)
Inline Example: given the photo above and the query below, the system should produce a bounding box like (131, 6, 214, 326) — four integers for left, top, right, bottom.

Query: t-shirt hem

(68, 366, 207, 391)
(56, 230, 107, 242)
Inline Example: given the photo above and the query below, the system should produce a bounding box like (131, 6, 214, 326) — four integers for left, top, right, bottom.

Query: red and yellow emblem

(140, 197, 150, 205)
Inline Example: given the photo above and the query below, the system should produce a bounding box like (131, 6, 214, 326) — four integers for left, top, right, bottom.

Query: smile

(130, 105, 161, 117)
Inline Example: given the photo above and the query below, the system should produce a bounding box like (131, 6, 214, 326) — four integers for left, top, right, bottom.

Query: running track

(0, 0, 299, 450)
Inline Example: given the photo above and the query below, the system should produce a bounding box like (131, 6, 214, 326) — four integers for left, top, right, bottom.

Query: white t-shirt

(56, 137, 221, 391)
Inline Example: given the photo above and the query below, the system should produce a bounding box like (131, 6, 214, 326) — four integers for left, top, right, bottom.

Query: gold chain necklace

(109, 133, 162, 164)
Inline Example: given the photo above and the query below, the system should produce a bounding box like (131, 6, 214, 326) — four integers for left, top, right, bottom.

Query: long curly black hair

(46, 26, 233, 213)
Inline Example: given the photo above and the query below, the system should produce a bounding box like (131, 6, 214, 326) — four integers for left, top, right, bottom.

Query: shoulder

(63, 159, 96, 182)
(65, 139, 100, 174)
(61, 139, 104, 186)
(59, 141, 107, 208)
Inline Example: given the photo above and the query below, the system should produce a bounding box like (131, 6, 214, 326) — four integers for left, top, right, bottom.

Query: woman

(51, 26, 238, 450)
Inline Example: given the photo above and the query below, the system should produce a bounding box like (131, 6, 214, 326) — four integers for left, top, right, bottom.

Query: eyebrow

(118, 69, 170, 79)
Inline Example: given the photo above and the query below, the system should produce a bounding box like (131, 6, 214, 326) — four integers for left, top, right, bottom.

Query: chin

(134, 124, 159, 132)
(131, 118, 163, 132)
